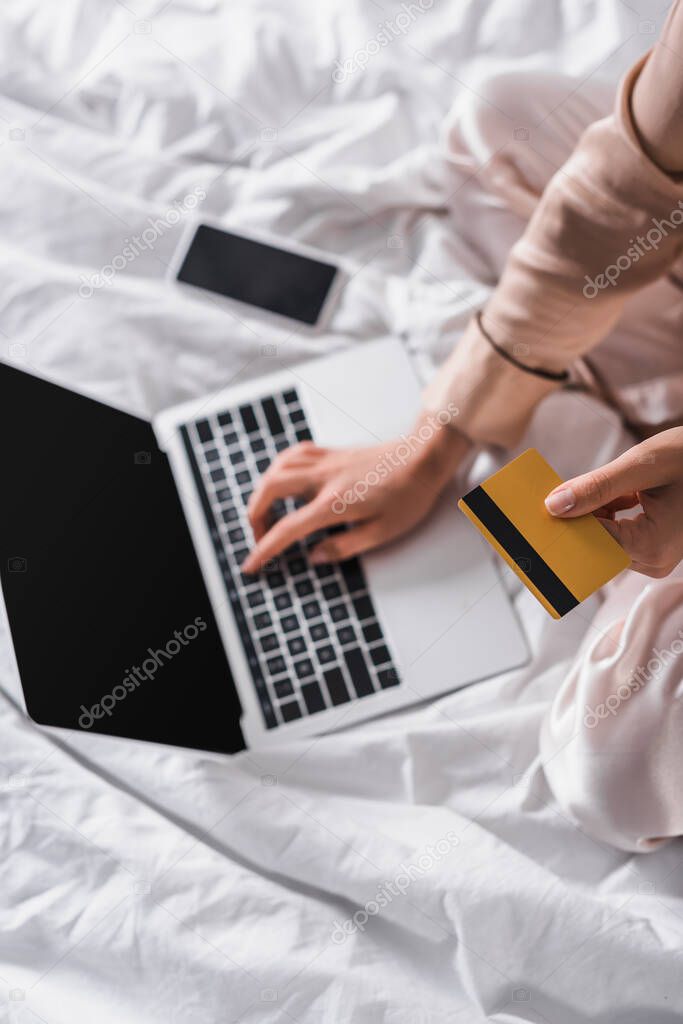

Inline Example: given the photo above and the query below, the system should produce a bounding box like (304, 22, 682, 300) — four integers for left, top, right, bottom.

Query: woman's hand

(545, 426, 683, 578)
(241, 413, 470, 573)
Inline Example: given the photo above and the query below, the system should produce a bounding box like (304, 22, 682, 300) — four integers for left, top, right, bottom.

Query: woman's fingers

(545, 442, 673, 519)
(598, 511, 664, 568)
(592, 493, 640, 519)
(545, 428, 683, 581)
(309, 519, 388, 564)
(242, 496, 335, 573)
(248, 443, 326, 539)
(248, 469, 318, 541)
(629, 561, 672, 578)
(596, 493, 640, 514)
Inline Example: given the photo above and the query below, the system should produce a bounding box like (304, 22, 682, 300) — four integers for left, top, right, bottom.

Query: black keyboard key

(205, 448, 220, 462)
(344, 647, 375, 698)
(280, 700, 302, 722)
(295, 579, 314, 598)
(217, 411, 233, 427)
(210, 468, 225, 482)
(340, 558, 365, 594)
(266, 570, 285, 588)
(288, 557, 307, 576)
(216, 487, 232, 503)
(283, 389, 298, 405)
(353, 595, 375, 620)
(362, 621, 382, 643)
(262, 699, 276, 729)
(287, 635, 307, 656)
(303, 600, 321, 620)
(370, 645, 391, 666)
(324, 667, 350, 705)
(301, 680, 326, 714)
(266, 655, 286, 675)
(274, 680, 294, 699)
(229, 450, 245, 466)
(239, 404, 259, 433)
(260, 633, 279, 653)
(316, 645, 336, 665)
(290, 408, 305, 423)
(314, 563, 335, 578)
(378, 667, 399, 688)
(250, 436, 266, 453)
(234, 546, 249, 562)
(235, 470, 251, 486)
(336, 625, 356, 645)
(309, 622, 329, 642)
(256, 458, 270, 473)
(228, 527, 245, 544)
(294, 658, 315, 679)
(253, 611, 272, 630)
(223, 431, 239, 446)
(196, 419, 213, 442)
(330, 602, 349, 623)
(322, 581, 342, 601)
(221, 507, 238, 523)
(261, 396, 285, 436)
(296, 427, 312, 442)
(274, 592, 293, 611)
(275, 439, 289, 452)
(247, 590, 266, 608)
(281, 615, 298, 632)
(271, 500, 287, 522)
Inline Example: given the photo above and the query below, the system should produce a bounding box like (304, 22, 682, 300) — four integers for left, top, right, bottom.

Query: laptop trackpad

(363, 490, 529, 697)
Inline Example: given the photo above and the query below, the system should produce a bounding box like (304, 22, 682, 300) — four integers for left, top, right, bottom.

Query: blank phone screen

(176, 223, 338, 326)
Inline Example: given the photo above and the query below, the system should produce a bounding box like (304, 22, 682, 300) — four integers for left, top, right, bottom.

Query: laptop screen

(0, 362, 244, 754)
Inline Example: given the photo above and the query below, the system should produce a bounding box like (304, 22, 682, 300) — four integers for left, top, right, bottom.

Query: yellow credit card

(458, 448, 631, 619)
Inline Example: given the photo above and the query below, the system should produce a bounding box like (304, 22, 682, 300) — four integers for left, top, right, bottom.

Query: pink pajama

(429, 20, 683, 850)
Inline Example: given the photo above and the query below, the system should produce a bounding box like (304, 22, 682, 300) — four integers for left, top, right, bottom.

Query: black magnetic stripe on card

(461, 485, 579, 617)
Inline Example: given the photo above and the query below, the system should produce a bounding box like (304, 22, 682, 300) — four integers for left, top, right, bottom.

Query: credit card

(458, 448, 631, 619)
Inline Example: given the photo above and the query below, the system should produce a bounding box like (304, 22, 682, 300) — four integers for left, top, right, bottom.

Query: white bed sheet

(1, 1, 682, 1021)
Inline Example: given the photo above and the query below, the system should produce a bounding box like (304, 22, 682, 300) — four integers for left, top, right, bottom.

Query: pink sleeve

(425, 20, 683, 446)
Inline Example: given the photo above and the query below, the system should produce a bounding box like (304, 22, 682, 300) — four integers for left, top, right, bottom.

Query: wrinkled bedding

(1, 1, 682, 1021)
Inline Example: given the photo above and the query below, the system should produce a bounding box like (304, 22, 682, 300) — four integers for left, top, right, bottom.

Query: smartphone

(170, 221, 344, 331)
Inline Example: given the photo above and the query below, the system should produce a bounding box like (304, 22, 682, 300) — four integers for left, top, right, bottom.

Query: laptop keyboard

(179, 388, 400, 729)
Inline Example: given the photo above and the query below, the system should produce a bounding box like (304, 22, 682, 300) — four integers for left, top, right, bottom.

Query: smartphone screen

(176, 223, 339, 326)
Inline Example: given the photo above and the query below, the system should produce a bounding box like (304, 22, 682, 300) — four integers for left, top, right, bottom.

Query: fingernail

(545, 487, 576, 515)
(308, 548, 328, 565)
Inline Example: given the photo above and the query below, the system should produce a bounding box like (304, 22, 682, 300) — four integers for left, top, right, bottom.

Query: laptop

(0, 339, 528, 752)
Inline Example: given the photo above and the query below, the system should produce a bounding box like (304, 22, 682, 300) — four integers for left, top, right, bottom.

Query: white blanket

(1, 1, 681, 1021)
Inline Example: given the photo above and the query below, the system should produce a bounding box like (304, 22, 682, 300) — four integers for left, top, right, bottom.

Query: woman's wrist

(411, 410, 471, 486)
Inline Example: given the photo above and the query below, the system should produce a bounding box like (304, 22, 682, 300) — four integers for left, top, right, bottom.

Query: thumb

(545, 451, 649, 519)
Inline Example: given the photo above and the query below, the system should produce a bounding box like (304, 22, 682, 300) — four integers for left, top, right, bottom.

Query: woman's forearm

(425, 45, 683, 448)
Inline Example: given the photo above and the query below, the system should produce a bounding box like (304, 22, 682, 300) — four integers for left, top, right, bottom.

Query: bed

(1, 0, 682, 1020)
